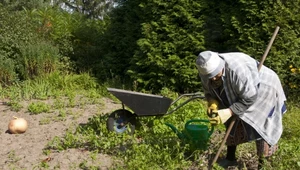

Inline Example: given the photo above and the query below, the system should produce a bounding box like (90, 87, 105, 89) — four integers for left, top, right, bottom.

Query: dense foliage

(127, 0, 206, 93)
(1, 0, 300, 97)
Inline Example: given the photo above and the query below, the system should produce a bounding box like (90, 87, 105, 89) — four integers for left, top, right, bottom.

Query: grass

(28, 101, 51, 114)
(0, 72, 299, 169)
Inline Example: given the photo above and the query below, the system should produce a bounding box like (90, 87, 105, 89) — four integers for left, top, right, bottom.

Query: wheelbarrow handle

(170, 92, 205, 106)
(166, 93, 205, 115)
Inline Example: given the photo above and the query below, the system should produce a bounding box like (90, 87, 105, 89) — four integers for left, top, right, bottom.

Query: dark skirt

(225, 117, 278, 157)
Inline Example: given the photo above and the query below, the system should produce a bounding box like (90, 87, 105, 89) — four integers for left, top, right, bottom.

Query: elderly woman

(196, 51, 287, 168)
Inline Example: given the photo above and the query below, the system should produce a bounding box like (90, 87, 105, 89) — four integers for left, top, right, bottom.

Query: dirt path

(0, 98, 120, 170)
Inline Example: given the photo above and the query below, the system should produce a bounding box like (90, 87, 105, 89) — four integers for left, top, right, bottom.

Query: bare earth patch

(0, 98, 120, 170)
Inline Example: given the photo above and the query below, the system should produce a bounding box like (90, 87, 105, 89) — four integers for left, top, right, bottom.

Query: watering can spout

(165, 123, 185, 139)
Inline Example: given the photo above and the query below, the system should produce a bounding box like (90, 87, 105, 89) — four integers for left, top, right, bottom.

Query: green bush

(128, 0, 206, 93)
(0, 5, 66, 82)
(0, 55, 18, 86)
(19, 40, 61, 79)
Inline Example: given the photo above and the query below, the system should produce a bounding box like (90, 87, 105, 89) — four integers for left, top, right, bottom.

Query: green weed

(28, 101, 50, 114)
(39, 117, 51, 125)
(7, 150, 21, 163)
(53, 98, 66, 109)
(6, 100, 23, 112)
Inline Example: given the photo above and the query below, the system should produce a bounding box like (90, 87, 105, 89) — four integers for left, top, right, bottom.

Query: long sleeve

(226, 62, 259, 115)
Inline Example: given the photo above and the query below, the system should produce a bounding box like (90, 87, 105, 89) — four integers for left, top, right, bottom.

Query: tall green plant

(52, 0, 115, 19)
(98, 0, 144, 81)
(0, 55, 17, 86)
(19, 40, 61, 79)
(0, 0, 51, 11)
(70, 16, 108, 75)
(28, 7, 110, 78)
(26, 7, 76, 58)
(0, 4, 36, 82)
(128, 0, 206, 93)
(269, 1, 300, 98)
(195, 0, 300, 99)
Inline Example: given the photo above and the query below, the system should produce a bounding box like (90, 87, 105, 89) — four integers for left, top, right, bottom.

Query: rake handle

(209, 26, 280, 169)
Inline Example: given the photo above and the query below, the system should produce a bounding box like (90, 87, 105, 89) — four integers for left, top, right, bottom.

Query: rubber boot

(226, 145, 237, 161)
(217, 145, 238, 168)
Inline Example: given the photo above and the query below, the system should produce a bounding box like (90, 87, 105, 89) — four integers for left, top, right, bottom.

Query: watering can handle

(185, 119, 214, 136)
(165, 123, 186, 139)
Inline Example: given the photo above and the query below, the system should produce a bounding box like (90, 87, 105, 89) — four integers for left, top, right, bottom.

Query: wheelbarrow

(106, 88, 214, 149)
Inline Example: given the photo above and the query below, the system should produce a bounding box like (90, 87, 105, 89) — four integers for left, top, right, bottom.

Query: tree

(202, 0, 300, 97)
(96, 0, 145, 82)
(0, 0, 51, 10)
(53, 0, 115, 19)
(127, 0, 206, 93)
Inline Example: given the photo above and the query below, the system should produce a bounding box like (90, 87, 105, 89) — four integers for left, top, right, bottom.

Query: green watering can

(165, 119, 214, 150)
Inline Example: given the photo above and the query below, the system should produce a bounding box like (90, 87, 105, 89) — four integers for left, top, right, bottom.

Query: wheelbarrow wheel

(107, 109, 136, 134)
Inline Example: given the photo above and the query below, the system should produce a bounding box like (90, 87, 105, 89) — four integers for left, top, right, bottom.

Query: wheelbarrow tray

(107, 88, 173, 116)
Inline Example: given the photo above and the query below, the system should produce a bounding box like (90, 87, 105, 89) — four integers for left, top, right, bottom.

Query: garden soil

(0, 97, 259, 170)
(0, 98, 119, 170)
